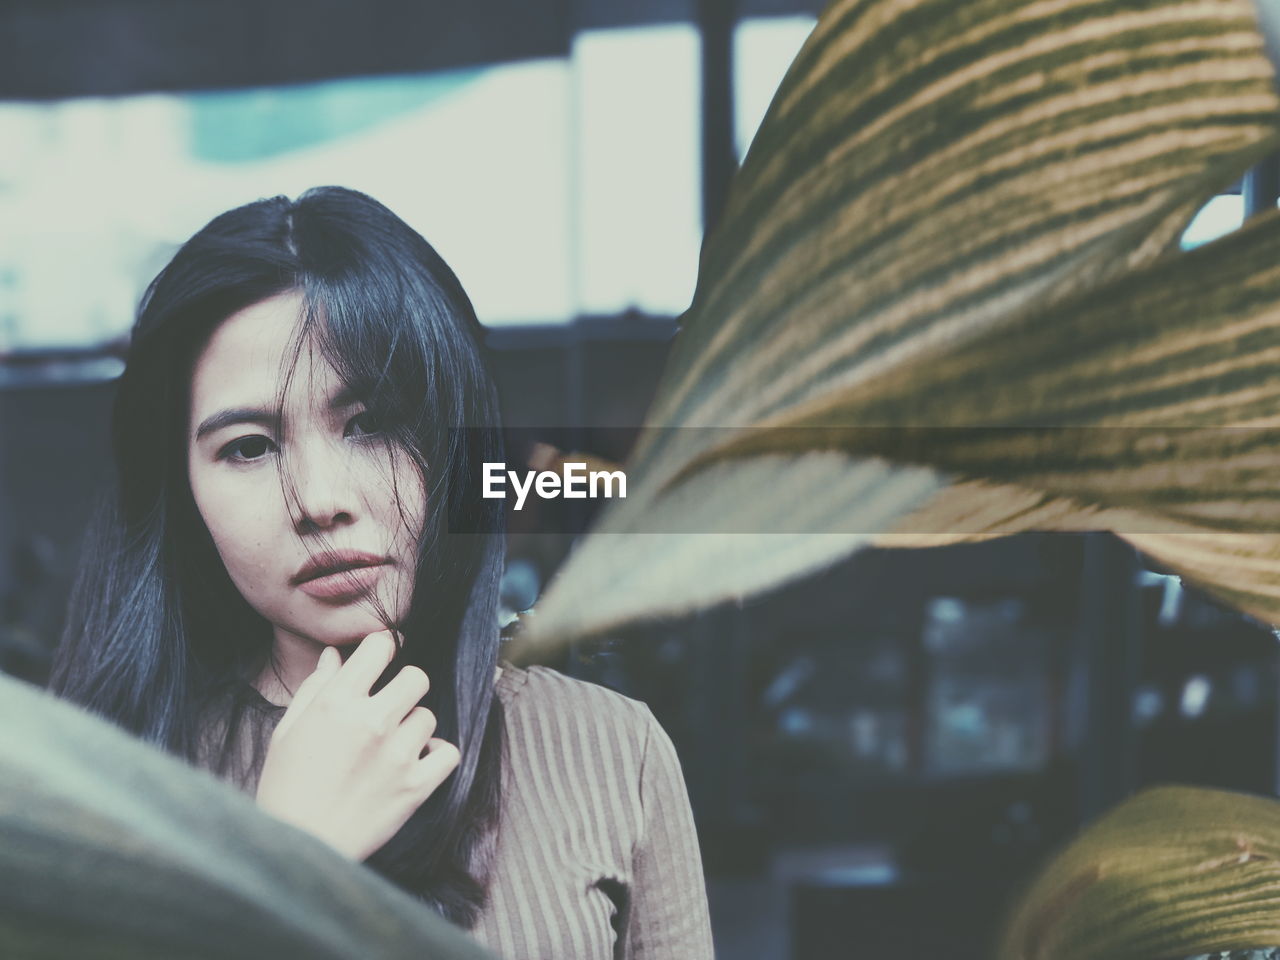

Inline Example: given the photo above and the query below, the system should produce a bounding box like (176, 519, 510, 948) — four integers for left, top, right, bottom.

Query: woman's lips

(296, 563, 387, 602)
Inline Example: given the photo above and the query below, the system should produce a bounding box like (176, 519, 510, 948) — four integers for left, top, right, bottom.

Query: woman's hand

(254, 630, 461, 861)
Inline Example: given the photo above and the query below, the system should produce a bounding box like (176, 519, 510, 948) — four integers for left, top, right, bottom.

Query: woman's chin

(304, 615, 398, 649)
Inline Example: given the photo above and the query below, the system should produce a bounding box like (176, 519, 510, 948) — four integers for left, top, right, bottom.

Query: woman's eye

(219, 435, 276, 462)
(345, 410, 382, 438)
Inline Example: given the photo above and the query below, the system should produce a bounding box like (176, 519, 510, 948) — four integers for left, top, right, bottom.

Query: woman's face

(187, 290, 425, 650)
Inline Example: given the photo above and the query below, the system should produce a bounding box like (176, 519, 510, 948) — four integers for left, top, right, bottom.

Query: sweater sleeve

(621, 704, 715, 960)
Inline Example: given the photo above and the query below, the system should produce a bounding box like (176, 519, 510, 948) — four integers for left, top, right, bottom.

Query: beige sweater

(471, 665, 714, 959)
(215, 664, 714, 960)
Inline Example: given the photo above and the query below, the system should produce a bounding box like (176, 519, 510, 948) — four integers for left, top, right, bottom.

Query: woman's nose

(289, 444, 359, 534)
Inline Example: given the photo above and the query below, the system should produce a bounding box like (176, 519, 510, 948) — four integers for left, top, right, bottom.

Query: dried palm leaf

(998, 786, 1280, 960)
(521, 0, 1280, 648)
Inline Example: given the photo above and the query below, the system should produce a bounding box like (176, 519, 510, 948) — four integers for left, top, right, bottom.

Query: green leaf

(0, 673, 496, 960)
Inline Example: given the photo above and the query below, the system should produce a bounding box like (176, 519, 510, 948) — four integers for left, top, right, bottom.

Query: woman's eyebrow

(193, 407, 279, 441)
(193, 388, 362, 440)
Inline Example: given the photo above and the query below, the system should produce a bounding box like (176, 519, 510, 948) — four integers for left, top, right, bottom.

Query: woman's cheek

(196, 483, 280, 590)
(218, 511, 274, 576)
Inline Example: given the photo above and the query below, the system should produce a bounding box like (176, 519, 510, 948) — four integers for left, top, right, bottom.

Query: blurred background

(2, 2, 1279, 957)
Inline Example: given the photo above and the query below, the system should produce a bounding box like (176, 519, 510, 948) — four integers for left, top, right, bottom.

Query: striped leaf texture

(0, 673, 496, 960)
(998, 786, 1280, 960)
(522, 0, 1280, 648)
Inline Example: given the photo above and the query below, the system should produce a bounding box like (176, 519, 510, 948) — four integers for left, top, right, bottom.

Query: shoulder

(496, 663, 653, 735)
(494, 663, 664, 784)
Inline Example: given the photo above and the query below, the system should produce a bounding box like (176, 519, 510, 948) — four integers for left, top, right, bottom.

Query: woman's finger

(409, 738, 461, 800)
(274, 645, 340, 739)
(332, 630, 399, 696)
(390, 706, 437, 757)
(370, 666, 431, 727)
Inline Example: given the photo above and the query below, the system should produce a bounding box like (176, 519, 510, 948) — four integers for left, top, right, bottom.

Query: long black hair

(50, 186, 508, 927)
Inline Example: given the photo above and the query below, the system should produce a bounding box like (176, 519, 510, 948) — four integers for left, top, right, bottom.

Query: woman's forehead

(189, 290, 343, 421)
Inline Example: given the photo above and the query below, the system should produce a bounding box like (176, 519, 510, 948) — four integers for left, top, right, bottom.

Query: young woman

(50, 186, 714, 959)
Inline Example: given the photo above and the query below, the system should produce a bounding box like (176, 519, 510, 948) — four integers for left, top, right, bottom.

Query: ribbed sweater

(216, 664, 714, 960)
(471, 664, 714, 959)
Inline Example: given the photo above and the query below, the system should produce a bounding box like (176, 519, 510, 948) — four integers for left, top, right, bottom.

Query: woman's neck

(254, 629, 326, 706)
